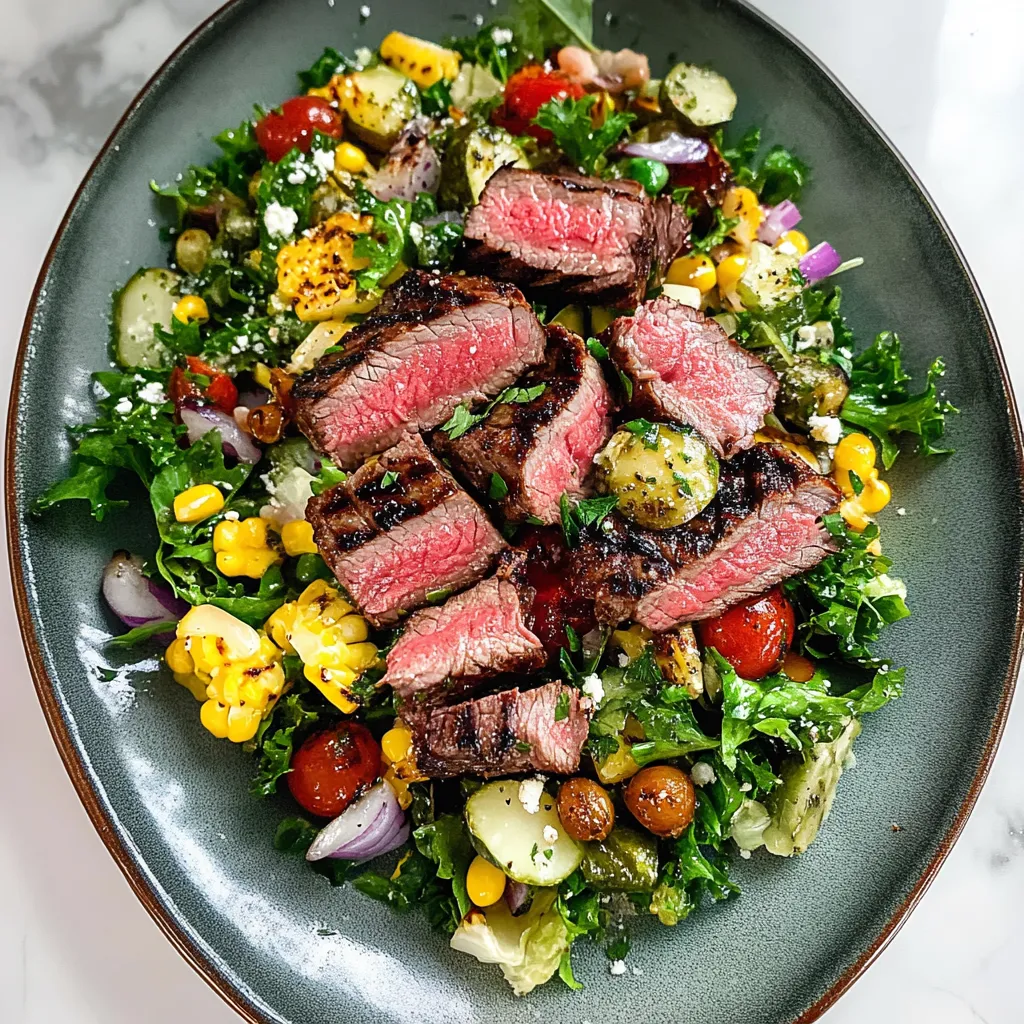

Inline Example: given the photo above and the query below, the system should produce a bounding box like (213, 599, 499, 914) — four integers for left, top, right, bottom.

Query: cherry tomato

(185, 356, 239, 414)
(493, 66, 585, 141)
(287, 722, 381, 819)
(697, 587, 796, 680)
(255, 96, 342, 163)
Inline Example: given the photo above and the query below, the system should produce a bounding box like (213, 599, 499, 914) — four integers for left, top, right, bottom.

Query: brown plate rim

(6, 2, 1024, 1022)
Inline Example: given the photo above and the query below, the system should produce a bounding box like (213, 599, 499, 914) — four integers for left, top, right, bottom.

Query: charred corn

(380, 31, 461, 88)
(213, 516, 282, 578)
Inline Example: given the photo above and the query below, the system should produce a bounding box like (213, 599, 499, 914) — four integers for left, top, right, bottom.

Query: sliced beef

(413, 681, 592, 778)
(433, 324, 613, 524)
(568, 443, 842, 631)
(305, 434, 505, 626)
(293, 271, 546, 468)
(381, 559, 546, 709)
(462, 168, 690, 309)
(606, 295, 778, 458)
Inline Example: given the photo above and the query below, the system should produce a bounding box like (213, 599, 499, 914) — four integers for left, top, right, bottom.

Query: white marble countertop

(1, 1, 1022, 1021)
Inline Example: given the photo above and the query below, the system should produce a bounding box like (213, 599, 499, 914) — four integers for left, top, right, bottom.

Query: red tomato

(184, 355, 239, 414)
(493, 66, 586, 140)
(697, 588, 796, 680)
(255, 96, 342, 163)
(288, 722, 381, 819)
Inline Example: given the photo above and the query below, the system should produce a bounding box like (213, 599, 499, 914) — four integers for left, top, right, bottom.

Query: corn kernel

(381, 727, 414, 764)
(379, 31, 461, 88)
(834, 433, 877, 496)
(214, 517, 281, 579)
(306, 86, 334, 100)
(610, 624, 653, 661)
(860, 474, 892, 515)
(866, 538, 883, 556)
(172, 294, 209, 323)
(173, 483, 225, 523)
(715, 253, 748, 295)
(721, 186, 763, 247)
(335, 142, 368, 174)
(165, 637, 194, 675)
(840, 496, 872, 531)
(466, 855, 506, 907)
(782, 652, 815, 683)
(776, 229, 810, 256)
(666, 254, 717, 294)
(281, 519, 318, 556)
(336, 614, 370, 645)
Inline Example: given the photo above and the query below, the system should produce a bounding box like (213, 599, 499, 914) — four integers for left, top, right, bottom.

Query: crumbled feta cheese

(311, 148, 336, 176)
(739, 848, 752, 860)
(617, 652, 630, 668)
(359, 4, 371, 16)
(286, 167, 308, 185)
(267, 326, 280, 341)
(739, 781, 752, 792)
(473, 12, 484, 25)
(518, 777, 545, 814)
(601, 518, 614, 533)
(795, 325, 818, 351)
(542, 825, 558, 844)
(808, 414, 843, 445)
(224, 510, 240, 521)
(137, 381, 166, 404)
(896, 507, 906, 516)
(581, 673, 604, 706)
(690, 761, 717, 788)
(609, 960, 626, 976)
(491, 26, 513, 43)
(263, 201, 298, 238)
(114, 397, 133, 415)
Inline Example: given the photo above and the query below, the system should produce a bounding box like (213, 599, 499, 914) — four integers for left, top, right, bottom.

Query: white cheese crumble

(690, 762, 717, 788)
(224, 510, 240, 521)
(542, 825, 558, 844)
(264, 201, 298, 238)
(617, 652, 630, 668)
(311, 148, 336, 176)
(518, 777, 545, 815)
(896, 507, 906, 516)
(137, 381, 166, 404)
(739, 848, 752, 860)
(359, 4, 371, 16)
(609, 960, 627, 976)
(114, 397, 133, 415)
(286, 167, 308, 185)
(491, 26, 514, 43)
(808, 414, 843, 445)
(795, 325, 818, 351)
(581, 673, 604, 706)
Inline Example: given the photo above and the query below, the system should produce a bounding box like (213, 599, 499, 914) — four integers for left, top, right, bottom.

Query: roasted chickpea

(557, 777, 615, 842)
(623, 765, 696, 838)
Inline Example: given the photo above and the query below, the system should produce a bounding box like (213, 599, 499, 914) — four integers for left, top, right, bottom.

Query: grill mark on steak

(293, 271, 545, 468)
(412, 681, 592, 778)
(606, 296, 778, 458)
(566, 443, 842, 629)
(462, 168, 690, 309)
(306, 434, 506, 625)
(432, 324, 614, 524)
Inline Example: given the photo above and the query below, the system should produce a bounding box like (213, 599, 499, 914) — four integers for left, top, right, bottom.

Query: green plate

(7, 1, 1023, 1021)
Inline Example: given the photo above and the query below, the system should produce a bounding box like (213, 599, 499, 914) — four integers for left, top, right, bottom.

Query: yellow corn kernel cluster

(213, 517, 282, 579)
(714, 253, 748, 296)
(722, 186, 763, 248)
(172, 294, 209, 323)
(379, 31, 461, 88)
(666, 254, 717, 295)
(166, 605, 285, 743)
(832, 432, 892, 530)
(334, 141, 368, 174)
(275, 212, 375, 322)
(173, 483, 225, 523)
(380, 723, 426, 809)
(280, 519, 319, 556)
(265, 580, 377, 713)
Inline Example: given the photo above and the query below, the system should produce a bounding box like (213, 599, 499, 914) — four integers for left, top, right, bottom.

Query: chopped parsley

(559, 493, 619, 548)
(440, 383, 546, 440)
(533, 95, 635, 176)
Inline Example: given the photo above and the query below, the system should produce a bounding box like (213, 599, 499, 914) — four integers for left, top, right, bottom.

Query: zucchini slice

(114, 268, 180, 368)
(465, 779, 582, 886)
(340, 65, 420, 151)
(661, 62, 737, 129)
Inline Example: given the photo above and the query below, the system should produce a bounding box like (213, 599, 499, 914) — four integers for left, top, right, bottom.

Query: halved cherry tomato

(287, 722, 381, 819)
(255, 96, 343, 163)
(493, 66, 586, 141)
(697, 587, 796, 680)
(185, 355, 239, 414)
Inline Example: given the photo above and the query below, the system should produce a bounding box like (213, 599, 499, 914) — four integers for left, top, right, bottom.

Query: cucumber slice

(114, 268, 180, 368)
(465, 779, 582, 886)
(661, 62, 737, 129)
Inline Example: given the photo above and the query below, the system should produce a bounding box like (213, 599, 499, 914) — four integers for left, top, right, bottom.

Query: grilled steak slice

(606, 296, 778, 458)
(293, 271, 546, 468)
(306, 434, 505, 626)
(462, 168, 690, 309)
(433, 325, 613, 524)
(381, 565, 546, 709)
(568, 443, 842, 631)
(413, 681, 592, 778)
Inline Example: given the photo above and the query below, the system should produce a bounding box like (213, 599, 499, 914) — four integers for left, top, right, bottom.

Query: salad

(35, 0, 956, 996)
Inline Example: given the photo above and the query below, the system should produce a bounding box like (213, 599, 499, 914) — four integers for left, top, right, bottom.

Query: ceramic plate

(7, 1, 1024, 1021)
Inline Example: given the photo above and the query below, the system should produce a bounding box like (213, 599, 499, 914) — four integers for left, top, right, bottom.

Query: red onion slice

(103, 552, 187, 632)
(180, 403, 262, 465)
(306, 782, 406, 862)
(370, 119, 441, 202)
(620, 133, 709, 165)
(799, 241, 843, 285)
(504, 880, 531, 915)
(757, 199, 802, 244)
(335, 806, 406, 860)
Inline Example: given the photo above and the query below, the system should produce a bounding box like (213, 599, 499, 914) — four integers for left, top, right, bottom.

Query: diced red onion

(180, 402, 262, 464)
(799, 241, 844, 285)
(370, 120, 441, 202)
(620, 133, 709, 165)
(504, 880, 531, 916)
(102, 552, 187, 633)
(306, 782, 407, 862)
(757, 199, 802, 244)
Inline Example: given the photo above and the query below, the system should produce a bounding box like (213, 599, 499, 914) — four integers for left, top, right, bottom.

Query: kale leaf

(298, 47, 362, 89)
(413, 814, 475, 921)
(533, 95, 634, 176)
(251, 682, 325, 797)
(719, 126, 811, 205)
(445, 25, 523, 84)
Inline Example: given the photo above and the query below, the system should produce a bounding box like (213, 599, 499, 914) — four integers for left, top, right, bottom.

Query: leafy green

(623, 418, 660, 449)
(720, 126, 810, 205)
(354, 849, 464, 933)
(413, 814, 475, 921)
(559, 493, 619, 548)
(841, 331, 957, 468)
(445, 25, 522, 84)
(419, 79, 453, 116)
(691, 207, 739, 254)
(784, 514, 911, 663)
(648, 820, 738, 926)
(298, 47, 361, 89)
(533, 95, 634, 176)
(106, 620, 179, 647)
(273, 816, 319, 855)
(586, 337, 609, 360)
(510, 0, 596, 58)
(251, 685, 324, 797)
(489, 473, 509, 500)
(310, 459, 346, 496)
(629, 683, 718, 765)
(440, 383, 546, 439)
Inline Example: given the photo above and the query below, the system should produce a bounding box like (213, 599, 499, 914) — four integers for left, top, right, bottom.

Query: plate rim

(6, 2, 1023, 1021)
